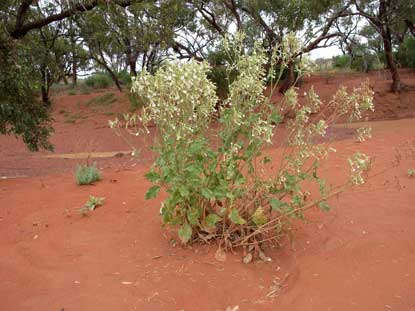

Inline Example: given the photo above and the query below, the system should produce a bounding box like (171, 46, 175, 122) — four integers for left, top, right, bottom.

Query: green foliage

(80, 195, 105, 214)
(117, 71, 132, 85)
(0, 43, 53, 151)
(397, 37, 415, 68)
(333, 53, 382, 72)
(127, 89, 146, 111)
(113, 33, 374, 256)
(84, 74, 113, 89)
(333, 55, 351, 69)
(75, 163, 101, 185)
(206, 49, 237, 99)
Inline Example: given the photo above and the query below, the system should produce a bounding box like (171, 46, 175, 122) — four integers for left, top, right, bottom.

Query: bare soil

(1, 70, 415, 310)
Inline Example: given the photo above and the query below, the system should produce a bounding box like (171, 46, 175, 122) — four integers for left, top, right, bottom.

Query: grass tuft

(75, 163, 101, 185)
(86, 93, 117, 107)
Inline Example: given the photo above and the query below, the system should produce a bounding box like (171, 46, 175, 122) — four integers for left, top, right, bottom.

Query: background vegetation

(0, 0, 414, 150)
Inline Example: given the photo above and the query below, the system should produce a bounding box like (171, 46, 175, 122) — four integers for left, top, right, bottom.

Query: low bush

(84, 74, 112, 89)
(111, 33, 374, 259)
(118, 70, 132, 86)
(75, 163, 101, 185)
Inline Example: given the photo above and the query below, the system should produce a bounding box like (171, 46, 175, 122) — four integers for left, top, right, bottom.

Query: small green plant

(75, 163, 101, 185)
(68, 89, 77, 96)
(408, 169, 415, 177)
(80, 195, 105, 215)
(86, 93, 117, 107)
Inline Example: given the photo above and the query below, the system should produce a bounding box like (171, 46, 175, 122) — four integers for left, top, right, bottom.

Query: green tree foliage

(0, 41, 53, 151)
(397, 37, 415, 68)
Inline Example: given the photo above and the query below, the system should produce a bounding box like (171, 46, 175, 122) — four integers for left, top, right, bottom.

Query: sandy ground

(0, 70, 415, 311)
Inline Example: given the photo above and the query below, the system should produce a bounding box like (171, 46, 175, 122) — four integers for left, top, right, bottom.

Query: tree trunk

(279, 61, 296, 93)
(106, 67, 123, 92)
(71, 35, 77, 85)
(41, 85, 49, 105)
(379, 0, 400, 92)
(92, 51, 123, 92)
(128, 54, 137, 76)
(381, 30, 400, 92)
(40, 66, 51, 106)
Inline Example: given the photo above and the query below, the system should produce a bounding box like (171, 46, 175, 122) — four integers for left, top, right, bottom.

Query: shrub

(112, 33, 374, 258)
(333, 55, 351, 69)
(84, 73, 112, 89)
(75, 163, 101, 185)
(118, 70, 132, 86)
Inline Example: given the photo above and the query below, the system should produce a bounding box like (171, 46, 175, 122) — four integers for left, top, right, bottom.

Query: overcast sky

(308, 45, 342, 60)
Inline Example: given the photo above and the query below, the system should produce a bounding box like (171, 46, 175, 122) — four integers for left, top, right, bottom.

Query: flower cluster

(131, 60, 218, 140)
(348, 152, 371, 185)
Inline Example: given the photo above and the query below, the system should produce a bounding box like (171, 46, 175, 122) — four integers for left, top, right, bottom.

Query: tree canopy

(1, 0, 414, 150)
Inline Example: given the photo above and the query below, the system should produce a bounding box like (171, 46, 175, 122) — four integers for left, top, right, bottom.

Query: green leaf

(201, 188, 214, 199)
(205, 213, 221, 228)
(178, 223, 192, 244)
(270, 112, 282, 124)
(229, 208, 246, 225)
(252, 207, 268, 226)
(145, 171, 160, 182)
(145, 185, 160, 200)
(270, 198, 288, 211)
(187, 207, 201, 225)
(319, 201, 330, 212)
(213, 187, 227, 199)
(179, 185, 190, 198)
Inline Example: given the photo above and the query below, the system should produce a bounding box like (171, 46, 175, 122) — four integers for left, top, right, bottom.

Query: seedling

(80, 195, 105, 215)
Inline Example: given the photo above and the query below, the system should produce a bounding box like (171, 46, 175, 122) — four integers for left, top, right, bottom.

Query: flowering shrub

(111, 33, 374, 258)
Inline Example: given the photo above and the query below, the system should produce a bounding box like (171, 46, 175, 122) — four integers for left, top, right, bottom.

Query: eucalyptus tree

(350, 0, 415, 92)
(189, 0, 351, 92)
(0, 0, 142, 150)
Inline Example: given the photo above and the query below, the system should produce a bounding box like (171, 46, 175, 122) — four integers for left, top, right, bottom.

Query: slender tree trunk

(279, 61, 296, 93)
(41, 85, 49, 105)
(71, 36, 77, 85)
(127, 53, 137, 76)
(40, 66, 51, 106)
(379, 0, 400, 92)
(381, 30, 400, 92)
(105, 66, 123, 92)
(92, 49, 123, 92)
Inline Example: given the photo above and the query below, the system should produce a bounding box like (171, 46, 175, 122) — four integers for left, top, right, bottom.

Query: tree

(190, 0, 351, 92)
(352, 0, 406, 92)
(0, 0, 142, 150)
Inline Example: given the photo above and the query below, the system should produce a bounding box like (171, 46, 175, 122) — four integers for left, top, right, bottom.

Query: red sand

(1, 70, 415, 310)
